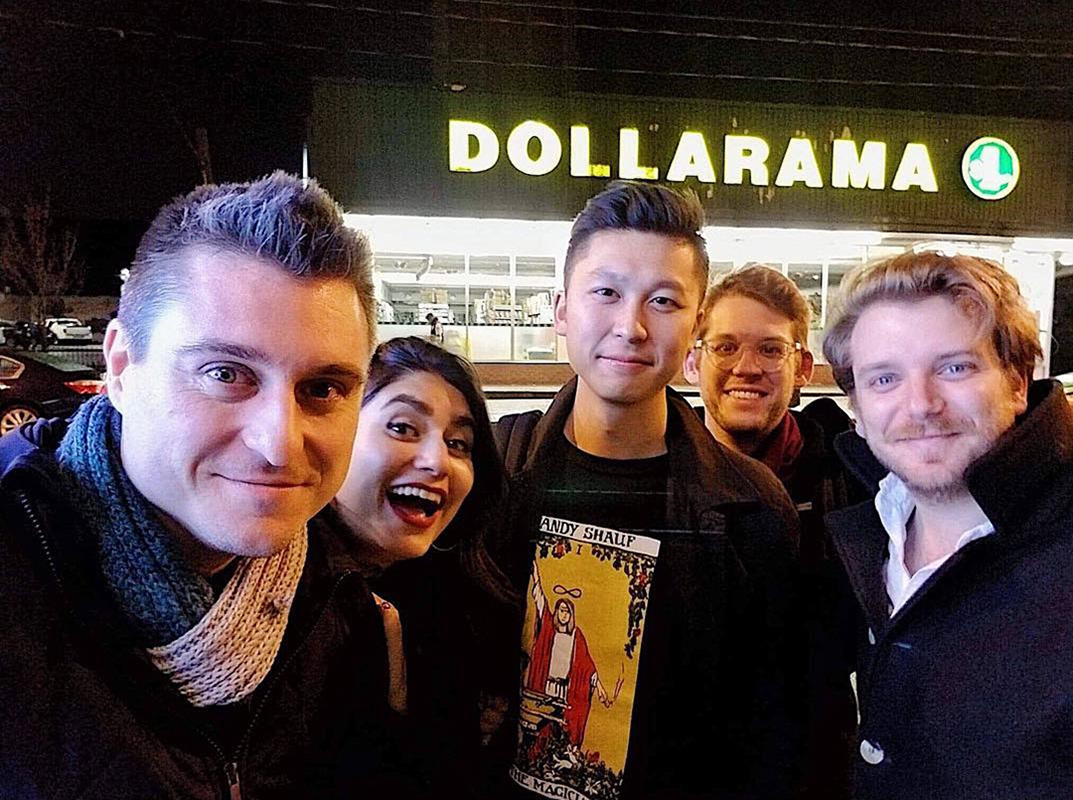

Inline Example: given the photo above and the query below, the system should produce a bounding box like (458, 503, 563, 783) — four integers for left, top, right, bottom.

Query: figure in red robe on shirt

(525, 560, 611, 747)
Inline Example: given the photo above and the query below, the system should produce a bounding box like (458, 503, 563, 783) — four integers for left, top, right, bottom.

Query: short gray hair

(119, 171, 375, 358)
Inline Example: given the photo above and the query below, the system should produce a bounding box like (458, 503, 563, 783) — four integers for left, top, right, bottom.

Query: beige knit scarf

(147, 531, 308, 707)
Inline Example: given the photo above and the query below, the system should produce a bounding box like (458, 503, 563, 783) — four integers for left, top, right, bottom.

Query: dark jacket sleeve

(723, 453, 808, 798)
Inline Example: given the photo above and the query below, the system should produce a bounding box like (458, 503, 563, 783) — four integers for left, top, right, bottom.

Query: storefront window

(470, 255, 510, 277)
(708, 261, 735, 285)
(514, 285, 557, 361)
(352, 215, 1055, 374)
(788, 264, 823, 326)
(516, 256, 556, 278)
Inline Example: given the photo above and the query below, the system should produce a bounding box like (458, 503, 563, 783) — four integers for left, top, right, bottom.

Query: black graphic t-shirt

(546, 434, 669, 536)
(509, 434, 669, 800)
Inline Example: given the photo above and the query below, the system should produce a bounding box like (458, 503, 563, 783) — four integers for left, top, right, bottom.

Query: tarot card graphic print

(510, 516, 660, 800)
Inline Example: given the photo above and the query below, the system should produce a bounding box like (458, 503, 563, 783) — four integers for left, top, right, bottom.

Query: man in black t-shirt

(490, 182, 804, 800)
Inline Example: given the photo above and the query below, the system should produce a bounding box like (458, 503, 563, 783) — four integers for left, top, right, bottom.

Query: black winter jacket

(828, 379, 1073, 800)
(0, 418, 410, 800)
(784, 402, 864, 800)
(490, 380, 805, 799)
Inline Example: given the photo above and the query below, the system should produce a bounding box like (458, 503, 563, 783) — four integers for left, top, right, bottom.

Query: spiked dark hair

(563, 180, 709, 295)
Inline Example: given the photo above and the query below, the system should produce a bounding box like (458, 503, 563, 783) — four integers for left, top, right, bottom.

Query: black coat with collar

(0, 418, 413, 800)
(491, 379, 805, 799)
(827, 379, 1073, 800)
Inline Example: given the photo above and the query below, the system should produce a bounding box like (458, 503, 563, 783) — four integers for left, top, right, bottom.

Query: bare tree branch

(0, 190, 85, 324)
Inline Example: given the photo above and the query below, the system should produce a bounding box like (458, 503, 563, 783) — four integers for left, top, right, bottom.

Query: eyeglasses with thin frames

(694, 338, 803, 371)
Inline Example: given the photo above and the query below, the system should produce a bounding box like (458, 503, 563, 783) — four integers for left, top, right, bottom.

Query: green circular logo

(962, 137, 1020, 200)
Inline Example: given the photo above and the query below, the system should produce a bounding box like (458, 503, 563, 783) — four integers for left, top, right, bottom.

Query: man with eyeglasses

(684, 264, 863, 800)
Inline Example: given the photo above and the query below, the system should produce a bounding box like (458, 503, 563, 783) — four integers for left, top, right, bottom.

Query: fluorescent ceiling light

(911, 241, 1005, 260)
(703, 227, 883, 246)
(345, 214, 572, 257)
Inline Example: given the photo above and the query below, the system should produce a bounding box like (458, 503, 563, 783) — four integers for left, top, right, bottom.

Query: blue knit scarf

(57, 395, 215, 647)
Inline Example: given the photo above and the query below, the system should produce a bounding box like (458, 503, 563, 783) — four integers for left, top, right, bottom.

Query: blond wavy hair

(823, 251, 1041, 394)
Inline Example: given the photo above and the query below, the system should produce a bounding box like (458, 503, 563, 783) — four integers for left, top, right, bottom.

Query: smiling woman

(329, 336, 515, 796)
(335, 337, 505, 569)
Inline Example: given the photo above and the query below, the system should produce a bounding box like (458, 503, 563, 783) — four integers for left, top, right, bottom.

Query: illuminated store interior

(347, 213, 1065, 377)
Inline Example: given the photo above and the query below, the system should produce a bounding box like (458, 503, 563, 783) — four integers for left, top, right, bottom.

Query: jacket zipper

(17, 489, 63, 592)
(17, 488, 248, 800)
(231, 571, 358, 786)
(225, 761, 242, 800)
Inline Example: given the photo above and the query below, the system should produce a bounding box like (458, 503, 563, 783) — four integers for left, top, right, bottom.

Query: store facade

(310, 82, 1073, 378)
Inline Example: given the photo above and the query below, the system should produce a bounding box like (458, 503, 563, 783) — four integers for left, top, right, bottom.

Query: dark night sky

(3, 1, 1073, 289)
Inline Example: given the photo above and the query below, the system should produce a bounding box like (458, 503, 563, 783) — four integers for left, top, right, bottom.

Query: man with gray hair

(0, 173, 406, 796)
(823, 250, 1073, 799)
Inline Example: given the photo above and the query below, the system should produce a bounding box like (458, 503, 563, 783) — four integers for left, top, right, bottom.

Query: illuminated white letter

(449, 120, 499, 173)
(832, 140, 886, 189)
(506, 120, 562, 176)
(774, 138, 824, 188)
(724, 135, 770, 185)
(891, 143, 938, 192)
(666, 131, 716, 183)
(570, 126, 611, 177)
(619, 128, 659, 180)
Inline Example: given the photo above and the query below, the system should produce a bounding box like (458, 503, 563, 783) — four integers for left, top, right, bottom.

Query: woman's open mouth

(386, 485, 446, 528)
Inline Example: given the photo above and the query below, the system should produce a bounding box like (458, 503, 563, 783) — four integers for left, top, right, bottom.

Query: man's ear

(683, 347, 701, 386)
(849, 394, 866, 437)
(102, 319, 134, 414)
(552, 289, 568, 336)
(795, 349, 815, 388)
(1009, 370, 1030, 416)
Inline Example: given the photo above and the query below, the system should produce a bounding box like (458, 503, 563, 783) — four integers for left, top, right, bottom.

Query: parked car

(45, 317, 94, 344)
(0, 319, 15, 346)
(6, 321, 49, 351)
(0, 350, 105, 434)
(86, 316, 113, 336)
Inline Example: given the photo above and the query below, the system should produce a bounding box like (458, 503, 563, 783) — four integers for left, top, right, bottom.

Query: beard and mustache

(872, 415, 992, 502)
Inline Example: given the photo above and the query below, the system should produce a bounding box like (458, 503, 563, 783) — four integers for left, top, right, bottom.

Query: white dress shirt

(874, 472, 995, 617)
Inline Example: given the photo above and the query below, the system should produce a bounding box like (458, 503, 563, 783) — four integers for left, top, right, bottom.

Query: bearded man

(822, 250, 1073, 800)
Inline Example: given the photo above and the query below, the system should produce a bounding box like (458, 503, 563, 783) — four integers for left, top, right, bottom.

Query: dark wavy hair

(363, 336, 512, 601)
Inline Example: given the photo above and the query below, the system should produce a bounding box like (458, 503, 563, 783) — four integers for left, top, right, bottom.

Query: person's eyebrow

(935, 349, 979, 361)
(581, 267, 629, 287)
(648, 279, 689, 293)
(176, 340, 271, 363)
(855, 359, 896, 375)
(384, 393, 433, 415)
(858, 349, 980, 375)
(590, 268, 688, 294)
(453, 414, 476, 431)
(315, 364, 368, 385)
(385, 394, 477, 431)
